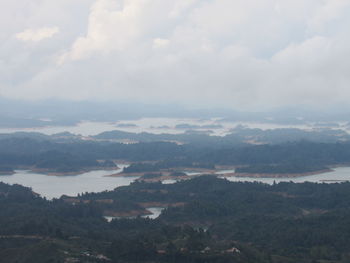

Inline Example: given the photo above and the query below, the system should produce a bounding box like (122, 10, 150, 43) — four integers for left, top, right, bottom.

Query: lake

(226, 167, 350, 184)
(2, 167, 350, 200)
(104, 207, 165, 222)
(0, 164, 138, 199)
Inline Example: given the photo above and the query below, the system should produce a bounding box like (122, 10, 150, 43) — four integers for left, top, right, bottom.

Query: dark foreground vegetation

(2, 176, 350, 262)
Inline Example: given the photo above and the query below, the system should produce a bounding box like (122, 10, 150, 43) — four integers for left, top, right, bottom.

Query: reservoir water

(2, 167, 350, 200)
(226, 167, 350, 184)
(104, 207, 165, 222)
(0, 164, 138, 199)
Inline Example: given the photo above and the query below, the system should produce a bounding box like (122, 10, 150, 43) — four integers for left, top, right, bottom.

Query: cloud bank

(1, 0, 350, 109)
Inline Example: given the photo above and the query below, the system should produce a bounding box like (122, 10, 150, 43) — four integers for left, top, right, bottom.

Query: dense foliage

(235, 163, 328, 174)
(2, 131, 350, 262)
(3, 176, 350, 262)
(2, 133, 350, 174)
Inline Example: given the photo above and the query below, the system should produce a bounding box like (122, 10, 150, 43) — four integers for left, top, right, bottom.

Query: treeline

(0, 150, 115, 173)
(4, 177, 350, 262)
(235, 163, 328, 174)
(2, 136, 350, 173)
(139, 172, 187, 180)
(81, 176, 350, 262)
(123, 160, 214, 173)
(0, 181, 267, 263)
(94, 127, 350, 145)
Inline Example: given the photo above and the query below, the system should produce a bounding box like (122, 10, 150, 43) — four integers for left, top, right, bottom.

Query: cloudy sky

(1, 0, 350, 110)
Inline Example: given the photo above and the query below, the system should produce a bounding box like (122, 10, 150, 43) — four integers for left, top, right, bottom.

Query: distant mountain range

(2, 97, 350, 128)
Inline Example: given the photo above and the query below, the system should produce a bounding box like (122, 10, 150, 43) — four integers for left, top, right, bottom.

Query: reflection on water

(0, 164, 137, 199)
(226, 167, 350, 184)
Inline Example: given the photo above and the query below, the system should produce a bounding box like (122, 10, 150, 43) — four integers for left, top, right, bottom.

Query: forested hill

(2, 177, 350, 262)
(0, 133, 350, 173)
(2, 133, 350, 173)
(94, 127, 349, 144)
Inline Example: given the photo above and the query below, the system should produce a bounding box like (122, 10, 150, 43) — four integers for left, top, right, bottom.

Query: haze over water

(0, 118, 324, 137)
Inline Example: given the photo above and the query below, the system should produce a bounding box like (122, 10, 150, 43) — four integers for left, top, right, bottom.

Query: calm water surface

(226, 167, 350, 184)
(104, 207, 164, 222)
(0, 164, 137, 199)
(2, 167, 350, 200)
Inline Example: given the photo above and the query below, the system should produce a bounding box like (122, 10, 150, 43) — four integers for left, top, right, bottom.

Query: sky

(1, 0, 350, 110)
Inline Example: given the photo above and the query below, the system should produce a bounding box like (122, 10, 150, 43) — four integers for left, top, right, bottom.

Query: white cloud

(60, 0, 152, 61)
(308, 0, 350, 32)
(16, 27, 60, 42)
(1, 0, 350, 110)
(168, 0, 198, 18)
(153, 38, 170, 49)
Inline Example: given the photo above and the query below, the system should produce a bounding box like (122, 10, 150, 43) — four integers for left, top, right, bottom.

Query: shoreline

(108, 167, 218, 178)
(108, 172, 144, 177)
(111, 168, 335, 182)
(30, 166, 119, 176)
(7, 164, 341, 180)
(229, 169, 333, 179)
(137, 175, 196, 183)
